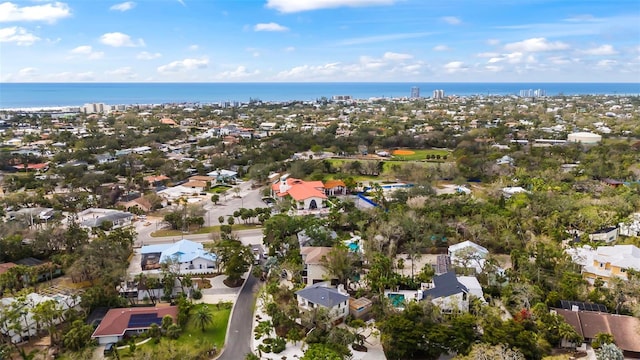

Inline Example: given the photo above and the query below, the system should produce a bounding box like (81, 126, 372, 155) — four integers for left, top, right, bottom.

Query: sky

(0, 0, 639, 82)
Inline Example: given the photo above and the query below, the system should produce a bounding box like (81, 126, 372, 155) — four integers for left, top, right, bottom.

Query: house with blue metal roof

(140, 239, 217, 274)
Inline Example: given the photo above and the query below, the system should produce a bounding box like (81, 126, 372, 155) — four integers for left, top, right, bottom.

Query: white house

(140, 239, 217, 274)
(419, 272, 473, 313)
(295, 282, 349, 325)
(271, 174, 328, 214)
(448, 240, 489, 274)
(588, 227, 619, 243)
(566, 244, 640, 287)
(0, 293, 80, 343)
(300, 246, 336, 286)
(77, 208, 134, 229)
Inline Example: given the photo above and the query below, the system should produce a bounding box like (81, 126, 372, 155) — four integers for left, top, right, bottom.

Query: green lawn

(110, 302, 232, 359)
(208, 185, 233, 194)
(179, 302, 232, 348)
(151, 224, 262, 237)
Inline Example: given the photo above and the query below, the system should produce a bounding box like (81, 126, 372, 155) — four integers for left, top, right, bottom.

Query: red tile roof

(0, 262, 17, 275)
(271, 178, 327, 201)
(324, 180, 346, 189)
(144, 175, 169, 183)
(92, 306, 178, 338)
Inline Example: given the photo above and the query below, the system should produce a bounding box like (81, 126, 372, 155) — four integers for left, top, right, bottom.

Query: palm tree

(192, 305, 214, 332)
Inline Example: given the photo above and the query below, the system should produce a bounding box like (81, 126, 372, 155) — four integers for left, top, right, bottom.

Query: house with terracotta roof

(144, 175, 170, 185)
(159, 118, 178, 126)
(271, 174, 328, 213)
(91, 306, 178, 345)
(324, 179, 347, 196)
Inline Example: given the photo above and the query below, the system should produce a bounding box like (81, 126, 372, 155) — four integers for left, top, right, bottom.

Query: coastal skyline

(0, 0, 639, 83)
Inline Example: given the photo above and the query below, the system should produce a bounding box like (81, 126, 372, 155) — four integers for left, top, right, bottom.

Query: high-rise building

(81, 103, 111, 114)
(410, 86, 420, 98)
(432, 89, 445, 99)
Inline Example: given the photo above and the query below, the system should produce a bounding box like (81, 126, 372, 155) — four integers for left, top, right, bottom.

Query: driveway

(216, 273, 261, 360)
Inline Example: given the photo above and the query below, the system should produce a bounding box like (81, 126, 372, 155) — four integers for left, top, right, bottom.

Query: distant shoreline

(2, 82, 639, 110)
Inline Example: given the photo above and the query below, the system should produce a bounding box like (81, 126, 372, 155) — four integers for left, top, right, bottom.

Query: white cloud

(488, 52, 536, 65)
(100, 32, 144, 47)
(18, 67, 37, 77)
(0, 1, 71, 23)
(485, 65, 503, 72)
(254, 22, 289, 32)
(382, 52, 412, 61)
(441, 16, 461, 25)
(547, 56, 571, 65)
(443, 61, 467, 74)
(188, 44, 199, 51)
(266, 0, 396, 13)
(596, 59, 616, 69)
(157, 57, 209, 73)
(487, 39, 500, 46)
(70, 45, 104, 59)
(284, 46, 295, 52)
(276, 62, 342, 80)
(581, 44, 617, 56)
(433, 45, 450, 52)
(47, 71, 96, 82)
(106, 66, 138, 79)
(339, 32, 432, 46)
(136, 51, 161, 60)
(476, 52, 500, 58)
(215, 66, 260, 80)
(0, 26, 40, 45)
(504, 37, 569, 52)
(110, 1, 135, 12)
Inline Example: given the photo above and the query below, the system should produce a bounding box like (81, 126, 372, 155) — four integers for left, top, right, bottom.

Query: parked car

(104, 343, 115, 355)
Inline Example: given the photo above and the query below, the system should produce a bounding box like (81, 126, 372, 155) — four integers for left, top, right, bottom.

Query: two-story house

(419, 271, 483, 313)
(295, 282, 349, 326)
(568, 244, 640, 287)
(300, 246, 336, 286)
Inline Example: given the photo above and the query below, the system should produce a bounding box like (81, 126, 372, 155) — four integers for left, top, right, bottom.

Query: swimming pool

(387, 293, 405, 307)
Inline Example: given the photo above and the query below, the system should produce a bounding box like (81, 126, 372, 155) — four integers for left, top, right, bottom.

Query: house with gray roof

(419, 271, 474, 313)
(295, 282, 349, 325)
(78, 208, 133, 229)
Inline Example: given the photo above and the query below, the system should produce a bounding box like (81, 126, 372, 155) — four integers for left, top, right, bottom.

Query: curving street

(215, 273, 261, 360)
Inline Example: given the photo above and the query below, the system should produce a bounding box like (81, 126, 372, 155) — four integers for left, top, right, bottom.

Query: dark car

(103, 343, 115, 355)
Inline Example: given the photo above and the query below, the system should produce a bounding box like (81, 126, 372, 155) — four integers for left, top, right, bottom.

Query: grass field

(391, 148, 451, 161)
(150, 224, 262, 237)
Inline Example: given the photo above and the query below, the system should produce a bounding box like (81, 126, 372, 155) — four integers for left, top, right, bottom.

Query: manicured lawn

(208, 185, 233, 193)
(116, 302, 232, 359)
(180, 302, 232, 348)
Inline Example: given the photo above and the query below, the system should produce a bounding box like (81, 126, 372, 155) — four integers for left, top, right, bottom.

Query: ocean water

(1, 82, 639, 109)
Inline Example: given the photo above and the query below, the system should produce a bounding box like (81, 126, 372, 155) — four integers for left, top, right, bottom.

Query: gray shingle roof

(295, 283, 348, 308)
(423, 271, 468, 299)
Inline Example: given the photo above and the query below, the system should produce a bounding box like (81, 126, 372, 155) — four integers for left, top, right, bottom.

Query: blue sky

(1, 0, 639, 82)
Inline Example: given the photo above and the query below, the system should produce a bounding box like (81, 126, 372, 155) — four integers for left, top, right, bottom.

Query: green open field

(150, 223, 261, 237)
(391, 148, 451, 161)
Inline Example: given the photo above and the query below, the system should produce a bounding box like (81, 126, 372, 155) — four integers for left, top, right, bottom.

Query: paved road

(217, 272, 261, 360)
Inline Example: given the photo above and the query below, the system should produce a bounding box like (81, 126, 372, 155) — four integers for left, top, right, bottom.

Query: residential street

(216, 272, 261, 360)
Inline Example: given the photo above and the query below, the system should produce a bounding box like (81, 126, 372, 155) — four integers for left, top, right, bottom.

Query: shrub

(191, 289, 203, 300)
(271, 337, 286, 354)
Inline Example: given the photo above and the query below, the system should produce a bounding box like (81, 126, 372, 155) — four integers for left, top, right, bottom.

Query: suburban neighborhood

(0, 92, 640, 360)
